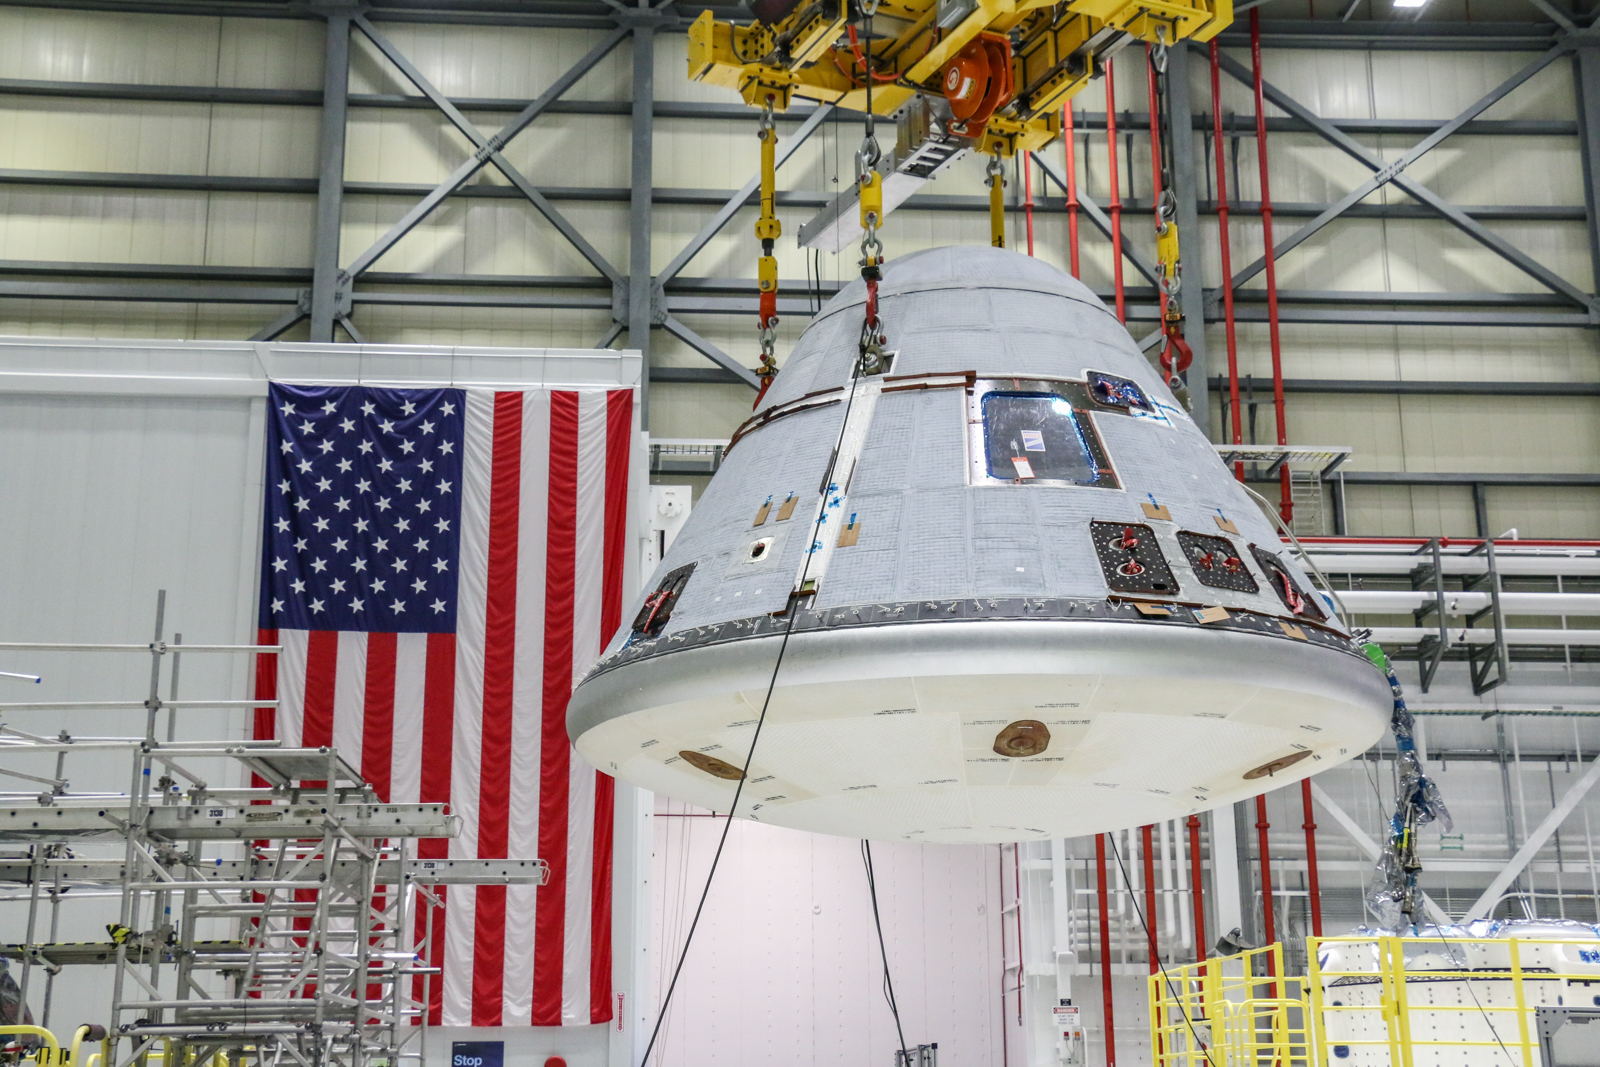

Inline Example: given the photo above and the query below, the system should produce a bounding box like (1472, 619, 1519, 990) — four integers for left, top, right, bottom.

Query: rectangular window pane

(981, 392, 1098, 484)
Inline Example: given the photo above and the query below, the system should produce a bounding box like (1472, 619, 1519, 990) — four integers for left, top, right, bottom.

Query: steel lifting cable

(1209, 40, 1246, 482)
(1062, 103, 1081, 277)
(858, 0, 890, 373)
(638, 351, 871, 1067)
(1147, 29, 1192, 400)
(640, 38, 898, 1063)
(986, 155, 1007, 249)
(1105, 836, 1220, 1067)
(753, 96, 781, 409)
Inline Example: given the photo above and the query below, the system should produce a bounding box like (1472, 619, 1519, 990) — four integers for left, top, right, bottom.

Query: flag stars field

(260, 385, 464, 632)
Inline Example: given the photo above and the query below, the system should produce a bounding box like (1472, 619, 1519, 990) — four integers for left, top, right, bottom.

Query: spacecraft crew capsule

(570, 247, 1390, 844)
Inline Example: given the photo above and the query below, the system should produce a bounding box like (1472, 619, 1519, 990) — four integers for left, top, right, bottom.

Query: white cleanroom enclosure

(0, 337, 647, 1067)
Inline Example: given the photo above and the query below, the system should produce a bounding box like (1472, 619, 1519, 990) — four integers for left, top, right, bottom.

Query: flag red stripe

(302, 631, 339, 748)
(600, 390, 632, 647)
(417, 632, 456, 1025)
(471, 391, 525, 1025)
(533, 391, 579, 1026)
(589, 771, 616, 1023)
(588, 389, 630, 1024)
(363, 633, 397, 802)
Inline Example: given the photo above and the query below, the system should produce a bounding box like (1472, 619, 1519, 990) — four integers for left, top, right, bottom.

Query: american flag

(251, 381, 635, 1027)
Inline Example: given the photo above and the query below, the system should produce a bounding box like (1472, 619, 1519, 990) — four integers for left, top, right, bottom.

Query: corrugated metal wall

(0, 7, 1594, 533)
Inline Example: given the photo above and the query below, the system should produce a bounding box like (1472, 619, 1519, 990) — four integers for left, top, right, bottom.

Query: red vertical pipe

(1250, 9, 1292, 522)
(1302, 779, 1324, 937)
(1096, 833, 1117, 1067)
(1209, 41, 1245, 482)
(1023, 153, 1036, 256)
(1255, 793, 1277, 946)
(1141, 825, 1160, 974)
(1145, 47, 1169, 329)
(1063, 104, 1081, 277)
(1105, 61, 1126, 323)
(1186, 815, 1207, 964)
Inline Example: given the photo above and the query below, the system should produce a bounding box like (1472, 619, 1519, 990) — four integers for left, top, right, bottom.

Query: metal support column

(1573, 44, 1600, 314)
(629, 21, 656, 427)
(1165, 43, 1209, 419)
(310, 9, 353, 343)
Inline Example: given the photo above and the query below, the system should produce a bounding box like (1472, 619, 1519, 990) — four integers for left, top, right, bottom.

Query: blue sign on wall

(451, 1042, 504, 1067)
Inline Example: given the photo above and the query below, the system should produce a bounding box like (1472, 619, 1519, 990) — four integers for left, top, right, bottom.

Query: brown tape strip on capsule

(1194, 606, 1230, 624)
(1214, 515, 1239, 534)
(776, 492, 798, 521)
(679, 750, 745, 780)
(837, 516, 861, 547)
(1141, 502, 1172, 521)
(753, 499, 772, 526)
(1243, 749, 1312, 780)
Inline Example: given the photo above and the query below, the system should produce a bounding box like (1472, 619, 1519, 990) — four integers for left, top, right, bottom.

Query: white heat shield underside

(572, 621, 1391, 843)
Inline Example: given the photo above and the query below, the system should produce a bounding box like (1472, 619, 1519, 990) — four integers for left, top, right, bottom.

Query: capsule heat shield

(570, 247, 1389, 843)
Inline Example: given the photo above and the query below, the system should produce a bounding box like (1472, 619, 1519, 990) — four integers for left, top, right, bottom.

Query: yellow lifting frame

(687, 0, 1230, 154)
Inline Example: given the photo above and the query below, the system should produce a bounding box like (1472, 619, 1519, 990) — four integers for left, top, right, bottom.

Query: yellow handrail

(0, 1026, 63, 1064)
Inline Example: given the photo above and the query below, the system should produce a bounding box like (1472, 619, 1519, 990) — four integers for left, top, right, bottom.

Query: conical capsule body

(570, 247, 1388, 843)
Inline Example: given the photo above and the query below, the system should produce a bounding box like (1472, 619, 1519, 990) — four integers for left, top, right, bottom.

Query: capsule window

(981, 392, 1099, 484)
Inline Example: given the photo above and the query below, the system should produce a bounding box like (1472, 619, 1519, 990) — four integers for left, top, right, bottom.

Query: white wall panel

(202, 193, 316, 267)
(0, 188, 209, 262)
(650, 799, 1003, 1067)
(1370, 49, 1573, 120)
(206, 105, 321, 178)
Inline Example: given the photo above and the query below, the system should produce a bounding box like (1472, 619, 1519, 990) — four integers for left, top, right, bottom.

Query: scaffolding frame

(0, 593, 546, 1067)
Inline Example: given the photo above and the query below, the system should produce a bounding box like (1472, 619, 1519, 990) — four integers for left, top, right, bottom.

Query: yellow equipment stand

(1152, 933, 1600, 1066)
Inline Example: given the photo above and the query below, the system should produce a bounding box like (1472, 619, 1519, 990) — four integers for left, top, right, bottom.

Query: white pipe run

(1366, 627, 1600, 646)
(1338, 590, 1600, 616)
(1305, 552, 1600, 578)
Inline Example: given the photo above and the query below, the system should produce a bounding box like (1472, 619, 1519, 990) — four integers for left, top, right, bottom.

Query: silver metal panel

(614, 247, 1330, 638)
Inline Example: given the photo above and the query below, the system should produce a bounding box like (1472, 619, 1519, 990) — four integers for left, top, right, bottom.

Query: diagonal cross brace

(661, 316, 761, 388)
(342, 23, 630, 282)
(1462, 754, 1600, 921)
(1211, 46, 1594, 313)
(1213, 43, 1571, 299)
(655, 105, 834, 288)
(353, 16, 624, 287)
(1030, 152, 1162, 288)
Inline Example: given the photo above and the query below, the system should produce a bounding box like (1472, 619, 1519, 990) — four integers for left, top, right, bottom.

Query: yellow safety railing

(0, 1024, 114, 1067)
(1307, 932, 1600, 1066)
(1150, 943, 1316, 1066)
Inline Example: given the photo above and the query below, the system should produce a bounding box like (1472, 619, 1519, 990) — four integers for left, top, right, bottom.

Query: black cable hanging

(637, 354, 871, 1067)
(861, 839, 912, 1066)
(1104, 835, 1217, 1067)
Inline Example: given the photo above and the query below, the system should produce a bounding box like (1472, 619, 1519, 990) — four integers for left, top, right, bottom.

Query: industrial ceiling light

(568, 247, 1391, 844)
(1392, 0, 1428, 10)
